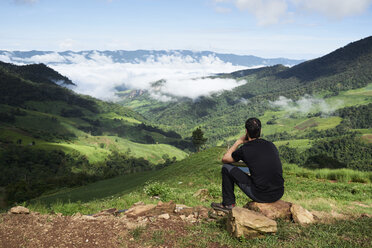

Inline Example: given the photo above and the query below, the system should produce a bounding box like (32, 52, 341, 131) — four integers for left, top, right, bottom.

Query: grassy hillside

(0, 61, 190, 204)
(18, 147, 372, 247)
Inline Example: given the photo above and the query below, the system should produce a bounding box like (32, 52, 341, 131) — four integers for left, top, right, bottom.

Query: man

(211, 117, 284, 212)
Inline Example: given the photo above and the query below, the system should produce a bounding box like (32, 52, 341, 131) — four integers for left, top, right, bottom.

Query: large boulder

(226, 207, 277, 238)
(290, 204, 314, 225)
(244, 200, 292, 220)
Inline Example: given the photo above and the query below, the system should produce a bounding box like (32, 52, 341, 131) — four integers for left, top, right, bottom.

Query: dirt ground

(0, 212, 227, 248)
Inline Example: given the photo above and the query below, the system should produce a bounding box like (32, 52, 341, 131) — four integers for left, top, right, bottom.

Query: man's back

(232, 138, 284, 202)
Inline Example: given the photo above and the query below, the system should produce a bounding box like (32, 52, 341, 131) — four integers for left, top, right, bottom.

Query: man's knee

(222, 163, 234, 174)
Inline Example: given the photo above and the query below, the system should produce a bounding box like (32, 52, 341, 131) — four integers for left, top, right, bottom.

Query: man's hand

(222, 134, 247, 164)
(238, 134, 248, 144)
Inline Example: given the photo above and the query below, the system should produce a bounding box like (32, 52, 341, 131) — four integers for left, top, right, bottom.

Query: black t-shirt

(232, 138, 284, 202)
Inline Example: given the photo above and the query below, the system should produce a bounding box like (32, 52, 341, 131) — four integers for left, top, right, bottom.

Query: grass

(274, 139, 312, 151)
(21, 147, 371, 218)
(3, 147, 372, 247)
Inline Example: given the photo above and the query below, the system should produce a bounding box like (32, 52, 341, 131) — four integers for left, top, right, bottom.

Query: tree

(192, 127, 207, 152)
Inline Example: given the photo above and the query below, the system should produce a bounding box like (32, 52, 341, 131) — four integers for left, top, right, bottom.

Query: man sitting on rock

(211, 117, 284, 213)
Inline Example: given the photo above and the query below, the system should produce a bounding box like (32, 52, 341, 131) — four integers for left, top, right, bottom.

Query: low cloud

(269, 95, 343, 115)
(4, 51, 248, 101)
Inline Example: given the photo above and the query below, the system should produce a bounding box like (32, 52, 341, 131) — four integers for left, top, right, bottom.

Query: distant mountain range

(117, 36, 372, 145)
(0, 50, 305, 67)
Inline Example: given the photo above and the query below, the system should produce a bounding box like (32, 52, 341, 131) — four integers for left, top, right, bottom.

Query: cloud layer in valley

(4, 52, 248, 101)
(269, 95, 343, 115)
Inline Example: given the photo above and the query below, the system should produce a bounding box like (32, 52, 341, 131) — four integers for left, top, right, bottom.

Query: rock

(174, 204, 192, 213)
(93, 208, 118, 217)
(10, 206, 30, 214)
(133, 201, 145, 206)
(194, 206, 210, 219)
(185, 214, 197, 223)
(226, 207, 277, 239)
(179, 215, 186, 220)
(158, 213, 170, 220)
(81, 215, 96, 221)
(125, 204, 156, 217)
(290, 204, 314, 225)
(152, 201, 176, 215)
(244, 200, 292, 220)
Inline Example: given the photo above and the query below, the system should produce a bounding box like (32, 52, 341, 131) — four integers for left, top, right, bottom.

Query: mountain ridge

(0, 49, 305, 67)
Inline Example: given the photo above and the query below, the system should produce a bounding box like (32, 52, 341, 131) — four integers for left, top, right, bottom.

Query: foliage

(143, 181, 173, 200)
(335, 103, 372, 129)
(192, 127, 207, 152)
(0, 144, 175, 204)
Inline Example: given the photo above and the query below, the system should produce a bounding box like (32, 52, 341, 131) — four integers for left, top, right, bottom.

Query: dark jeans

(222, 163, 262, 205)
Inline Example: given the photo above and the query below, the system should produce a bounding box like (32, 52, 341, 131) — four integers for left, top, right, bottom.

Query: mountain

(0, 49, 304, 67)
(117, 36, 372, 157)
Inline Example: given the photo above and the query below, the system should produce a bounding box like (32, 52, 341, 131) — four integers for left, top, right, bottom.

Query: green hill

(0, 61, 190, 204)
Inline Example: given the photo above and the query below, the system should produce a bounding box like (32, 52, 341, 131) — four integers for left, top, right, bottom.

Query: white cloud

(0, 53, 12, 63)
(235, 0, 288, 26)
(269, 95, 343, 115)
(25, 52, 249, 101)
(23, 53, 66, 64)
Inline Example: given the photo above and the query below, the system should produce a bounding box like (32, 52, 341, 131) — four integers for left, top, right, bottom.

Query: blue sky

(1, 0, 372, 59)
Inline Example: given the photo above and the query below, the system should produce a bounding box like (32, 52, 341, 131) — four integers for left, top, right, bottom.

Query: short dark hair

(245, 117, 261, 138)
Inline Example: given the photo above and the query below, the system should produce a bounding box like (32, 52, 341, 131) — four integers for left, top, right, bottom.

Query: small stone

(179, 215, 186, 220)
(81, 215, 96, 221)
(290, 204, 314, 225)
(158, 213, 170, 220)
(10, 206, 30, 214)
(56, 213, 63, 217)
(133, 201, 145, 206)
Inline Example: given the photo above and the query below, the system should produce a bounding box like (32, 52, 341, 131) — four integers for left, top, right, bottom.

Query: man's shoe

(211, 202, 235, 213)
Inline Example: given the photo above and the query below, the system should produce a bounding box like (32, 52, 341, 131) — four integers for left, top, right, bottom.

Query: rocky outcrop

(9, 206, 30, 214)
(244, 200, 292, 220)
(226, 207, 277, 238)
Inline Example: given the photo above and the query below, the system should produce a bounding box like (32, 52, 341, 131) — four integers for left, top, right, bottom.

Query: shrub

(143, 181, 172, 200)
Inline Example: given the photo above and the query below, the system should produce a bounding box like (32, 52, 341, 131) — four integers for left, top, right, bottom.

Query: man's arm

(221, 135, 247, 164)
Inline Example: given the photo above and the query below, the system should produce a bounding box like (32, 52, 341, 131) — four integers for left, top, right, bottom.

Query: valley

(0, 36, 371, 247)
